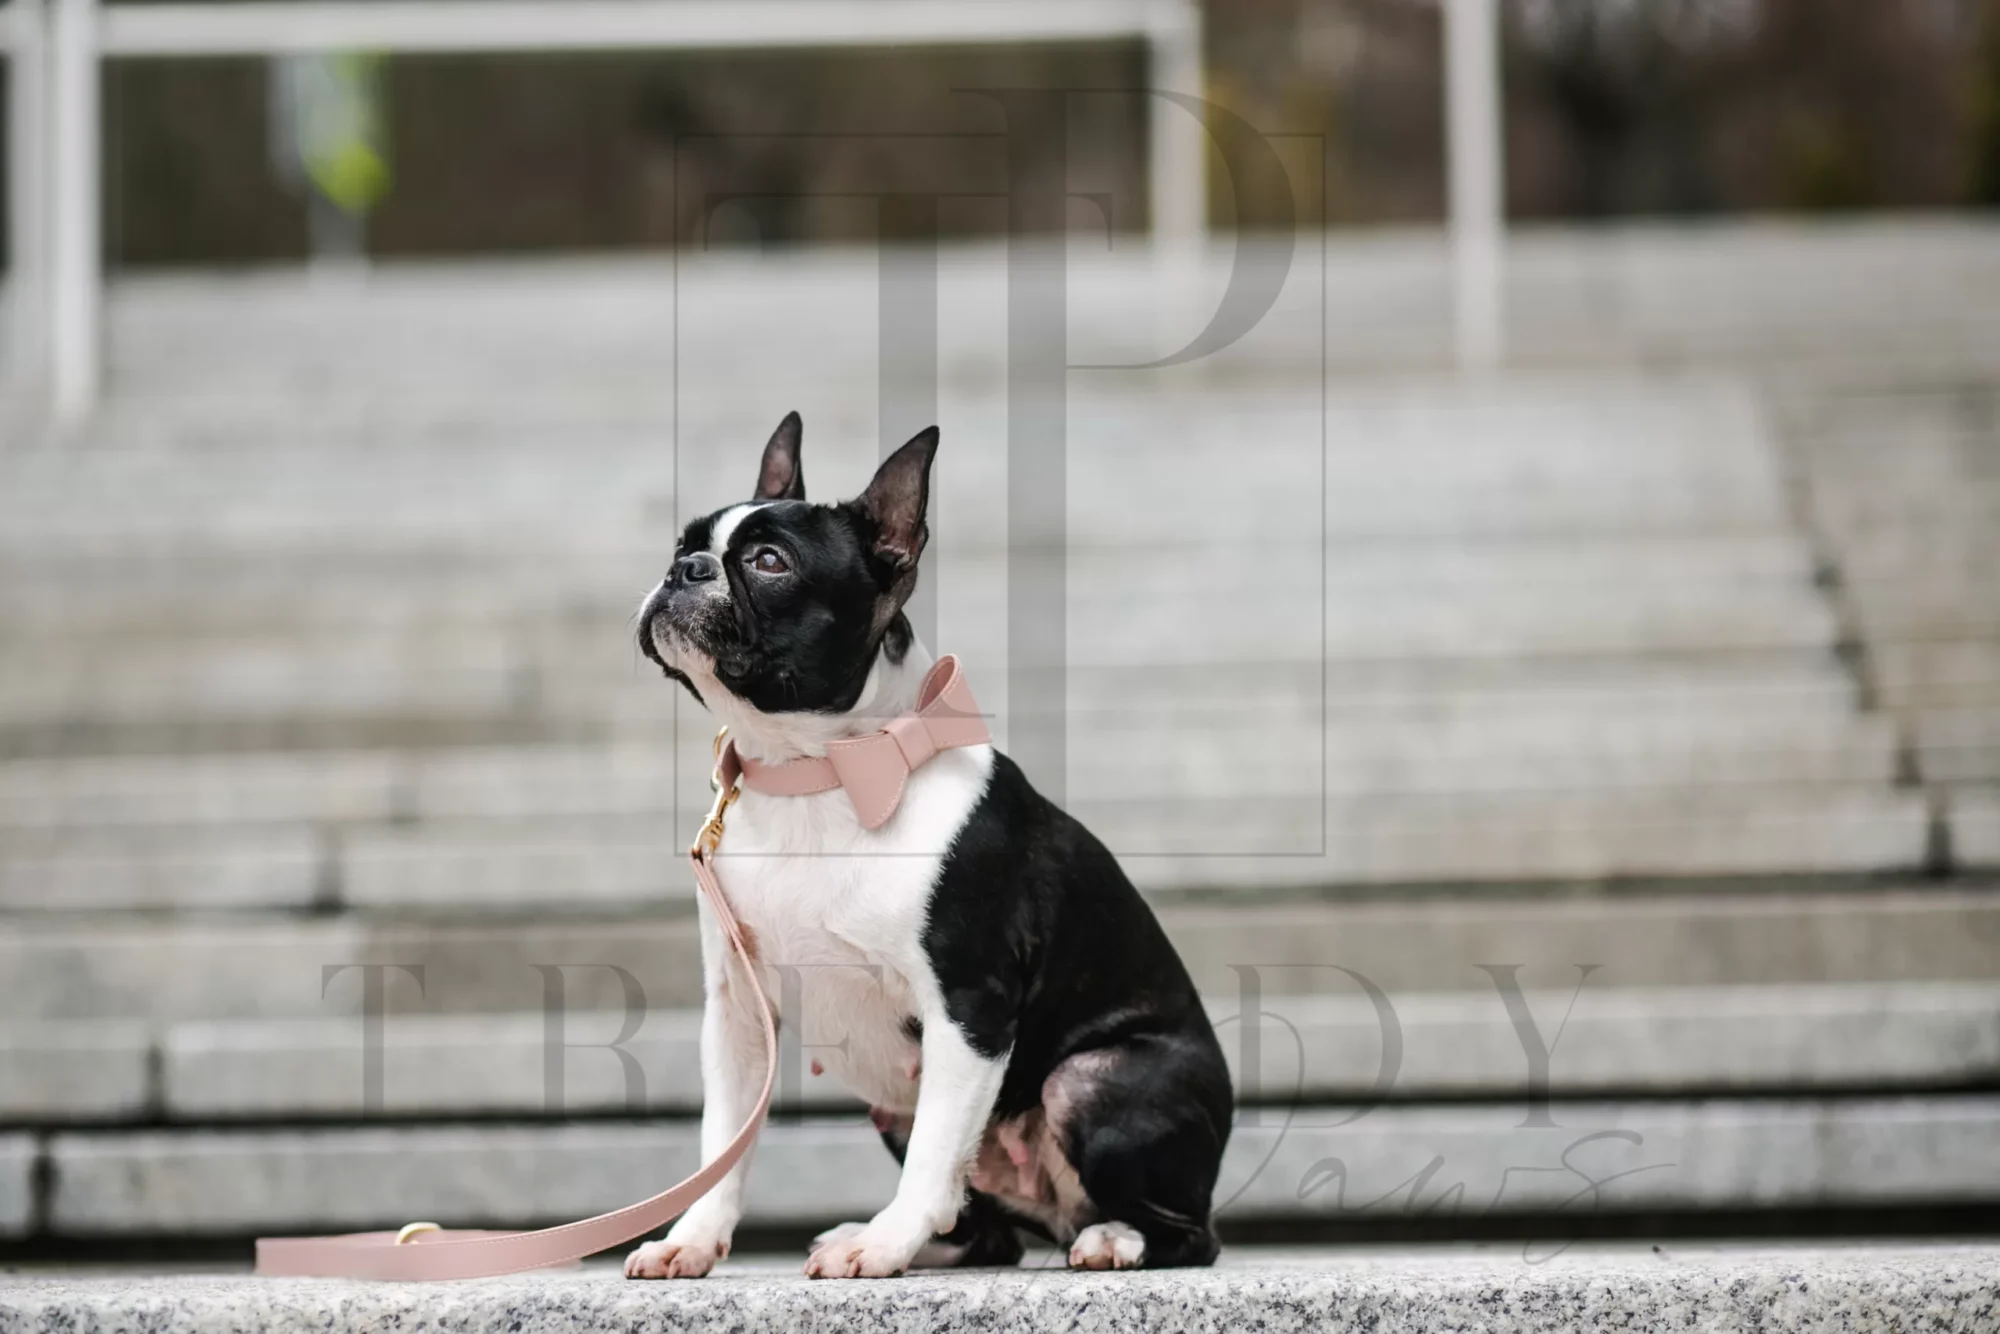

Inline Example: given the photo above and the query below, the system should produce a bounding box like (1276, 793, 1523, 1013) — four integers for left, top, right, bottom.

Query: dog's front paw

(625, 1236, 728, 1279)
(803, 1219, 924, 1279)
(810, 1221, 869, 1251)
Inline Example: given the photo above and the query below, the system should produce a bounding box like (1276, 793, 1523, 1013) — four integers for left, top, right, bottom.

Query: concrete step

(1, 1246, 1995, 1332)
(1087, 711, 1899, 799)
(0, 707, 588, 767)
(1, 785, 1923, 914)
(1781, 399, 1999, 707)
(1951, 791, 2000, 868)
(0, 399, 1797, 553)
(1803, 427, 2000, 486)
(89, 263, 1889, 388)
(0, 568, 1839, 682)
(1072, 581, 1834, 667)
(0, 568, 1836, 701)
(1800, 419, 2000, 480)
(0, 641, 536, 756)
(1810, 476, 2000, 538)
(14, 983, 1992, 1126)
(107, 982, 2000, 1122)
(1, 888, 1992, 1022)
(1915, 708, 2000, 785)
(0, 612, 1850, 764)
(0, 1133, 28, 1236)
(1776, 383, 2000, 825)
(328, 789, 1930, 906)
(0, 709, 1896, 832)
(1842, 566, 2000, 637)
(0, 482, 1793, 560)
(3, 653, 1864, 767)
(3, 407, 1788, 490)
(0, 652, 1869, 760)
(1810, 480, 2000, 542)
(0, 913, 703, 1022)
(83, 243, 1961, 379)
(1867, 639, 2000, 711)
(64, 220, 2000, 385)
(0, 399, 1791, 515)
(1779, 383, 1997, 440)
(1096, 789, 1930, 886)
(0, 1022, 152, 1122)
(620, 654, 1871, 731)
(0, 827, 324, 913)
(0, 751, 406, 831)
(32, 1094, 2000, 1236)
(1854, 598, 2000, 647)
(82, 273, 2000, 391)
(0, 535, 1817, 638)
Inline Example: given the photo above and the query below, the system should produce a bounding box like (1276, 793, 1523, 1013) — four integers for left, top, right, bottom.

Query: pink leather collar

(720, 654, 989, 829)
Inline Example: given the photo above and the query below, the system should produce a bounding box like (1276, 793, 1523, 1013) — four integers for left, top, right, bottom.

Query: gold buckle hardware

(692, 726, 739, 857)
(395, 1221, 442, 1245)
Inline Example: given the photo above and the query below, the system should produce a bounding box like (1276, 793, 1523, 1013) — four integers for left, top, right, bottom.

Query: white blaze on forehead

(707, 503, 769, 556)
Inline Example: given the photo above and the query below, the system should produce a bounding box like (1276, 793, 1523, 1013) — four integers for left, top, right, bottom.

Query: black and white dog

(626, 413, 1232, 1279)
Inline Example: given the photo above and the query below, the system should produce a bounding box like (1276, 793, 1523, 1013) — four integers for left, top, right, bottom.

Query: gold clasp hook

(693, 726, 739, 856)
(395, 1221, 441, 1245)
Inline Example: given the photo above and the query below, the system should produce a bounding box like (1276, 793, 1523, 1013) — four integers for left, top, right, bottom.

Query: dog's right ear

(753, 412, 806, 502)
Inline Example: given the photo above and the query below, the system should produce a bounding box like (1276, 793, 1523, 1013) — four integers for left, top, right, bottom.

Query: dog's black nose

(674, 551, 722, 586)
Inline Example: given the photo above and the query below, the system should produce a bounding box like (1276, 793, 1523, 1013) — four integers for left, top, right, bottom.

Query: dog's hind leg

(1045, 1035, 1230, 1270)
(932, 1189, 1028, 1266)
(1068, 1220, 1148, 1269)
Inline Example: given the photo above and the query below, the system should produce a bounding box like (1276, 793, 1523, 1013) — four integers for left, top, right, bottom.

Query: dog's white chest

(712, 744, 994, 1110)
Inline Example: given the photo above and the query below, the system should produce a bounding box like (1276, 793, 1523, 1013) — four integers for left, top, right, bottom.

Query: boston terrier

(624, 413, 1232, 1279)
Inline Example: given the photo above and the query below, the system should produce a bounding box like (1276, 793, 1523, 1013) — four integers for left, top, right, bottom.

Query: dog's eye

(750, 548, 790, 575)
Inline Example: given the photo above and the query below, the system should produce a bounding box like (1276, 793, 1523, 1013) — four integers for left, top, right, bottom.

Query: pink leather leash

(254, 777, 776, 1279)
(253, 655, 986, 1281)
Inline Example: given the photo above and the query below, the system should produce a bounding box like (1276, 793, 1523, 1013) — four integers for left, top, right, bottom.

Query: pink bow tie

(720, 655, 990, 829)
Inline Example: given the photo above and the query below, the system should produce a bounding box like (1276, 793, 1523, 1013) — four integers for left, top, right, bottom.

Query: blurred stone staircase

(1774, 381, 2000, 870)
(2, 222, 1998, 1253)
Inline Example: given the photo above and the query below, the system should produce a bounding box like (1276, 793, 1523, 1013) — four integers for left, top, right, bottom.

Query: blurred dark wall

(1502, 0, 1990, 217)
(103, 44, 1148, 266)
(37, 0, 2000, 268)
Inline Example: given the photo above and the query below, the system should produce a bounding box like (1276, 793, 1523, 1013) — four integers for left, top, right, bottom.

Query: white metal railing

(5, 1, 48, 392)
(4, 0, 1503, 427)
(96, 0, 1184, 55)
(1444, 0, 1503, 372)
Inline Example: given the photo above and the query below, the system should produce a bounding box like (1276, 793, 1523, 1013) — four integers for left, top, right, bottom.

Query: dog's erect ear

(753, 412, 806, 502)
(859, 426, 938, 570)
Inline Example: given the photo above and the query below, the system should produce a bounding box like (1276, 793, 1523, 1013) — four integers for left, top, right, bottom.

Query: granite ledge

(2, 1245, 1996, 1334)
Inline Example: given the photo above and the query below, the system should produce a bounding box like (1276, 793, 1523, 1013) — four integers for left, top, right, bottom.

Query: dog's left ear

(754, 411, 806, 502)
(859, 426, 938, 571)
